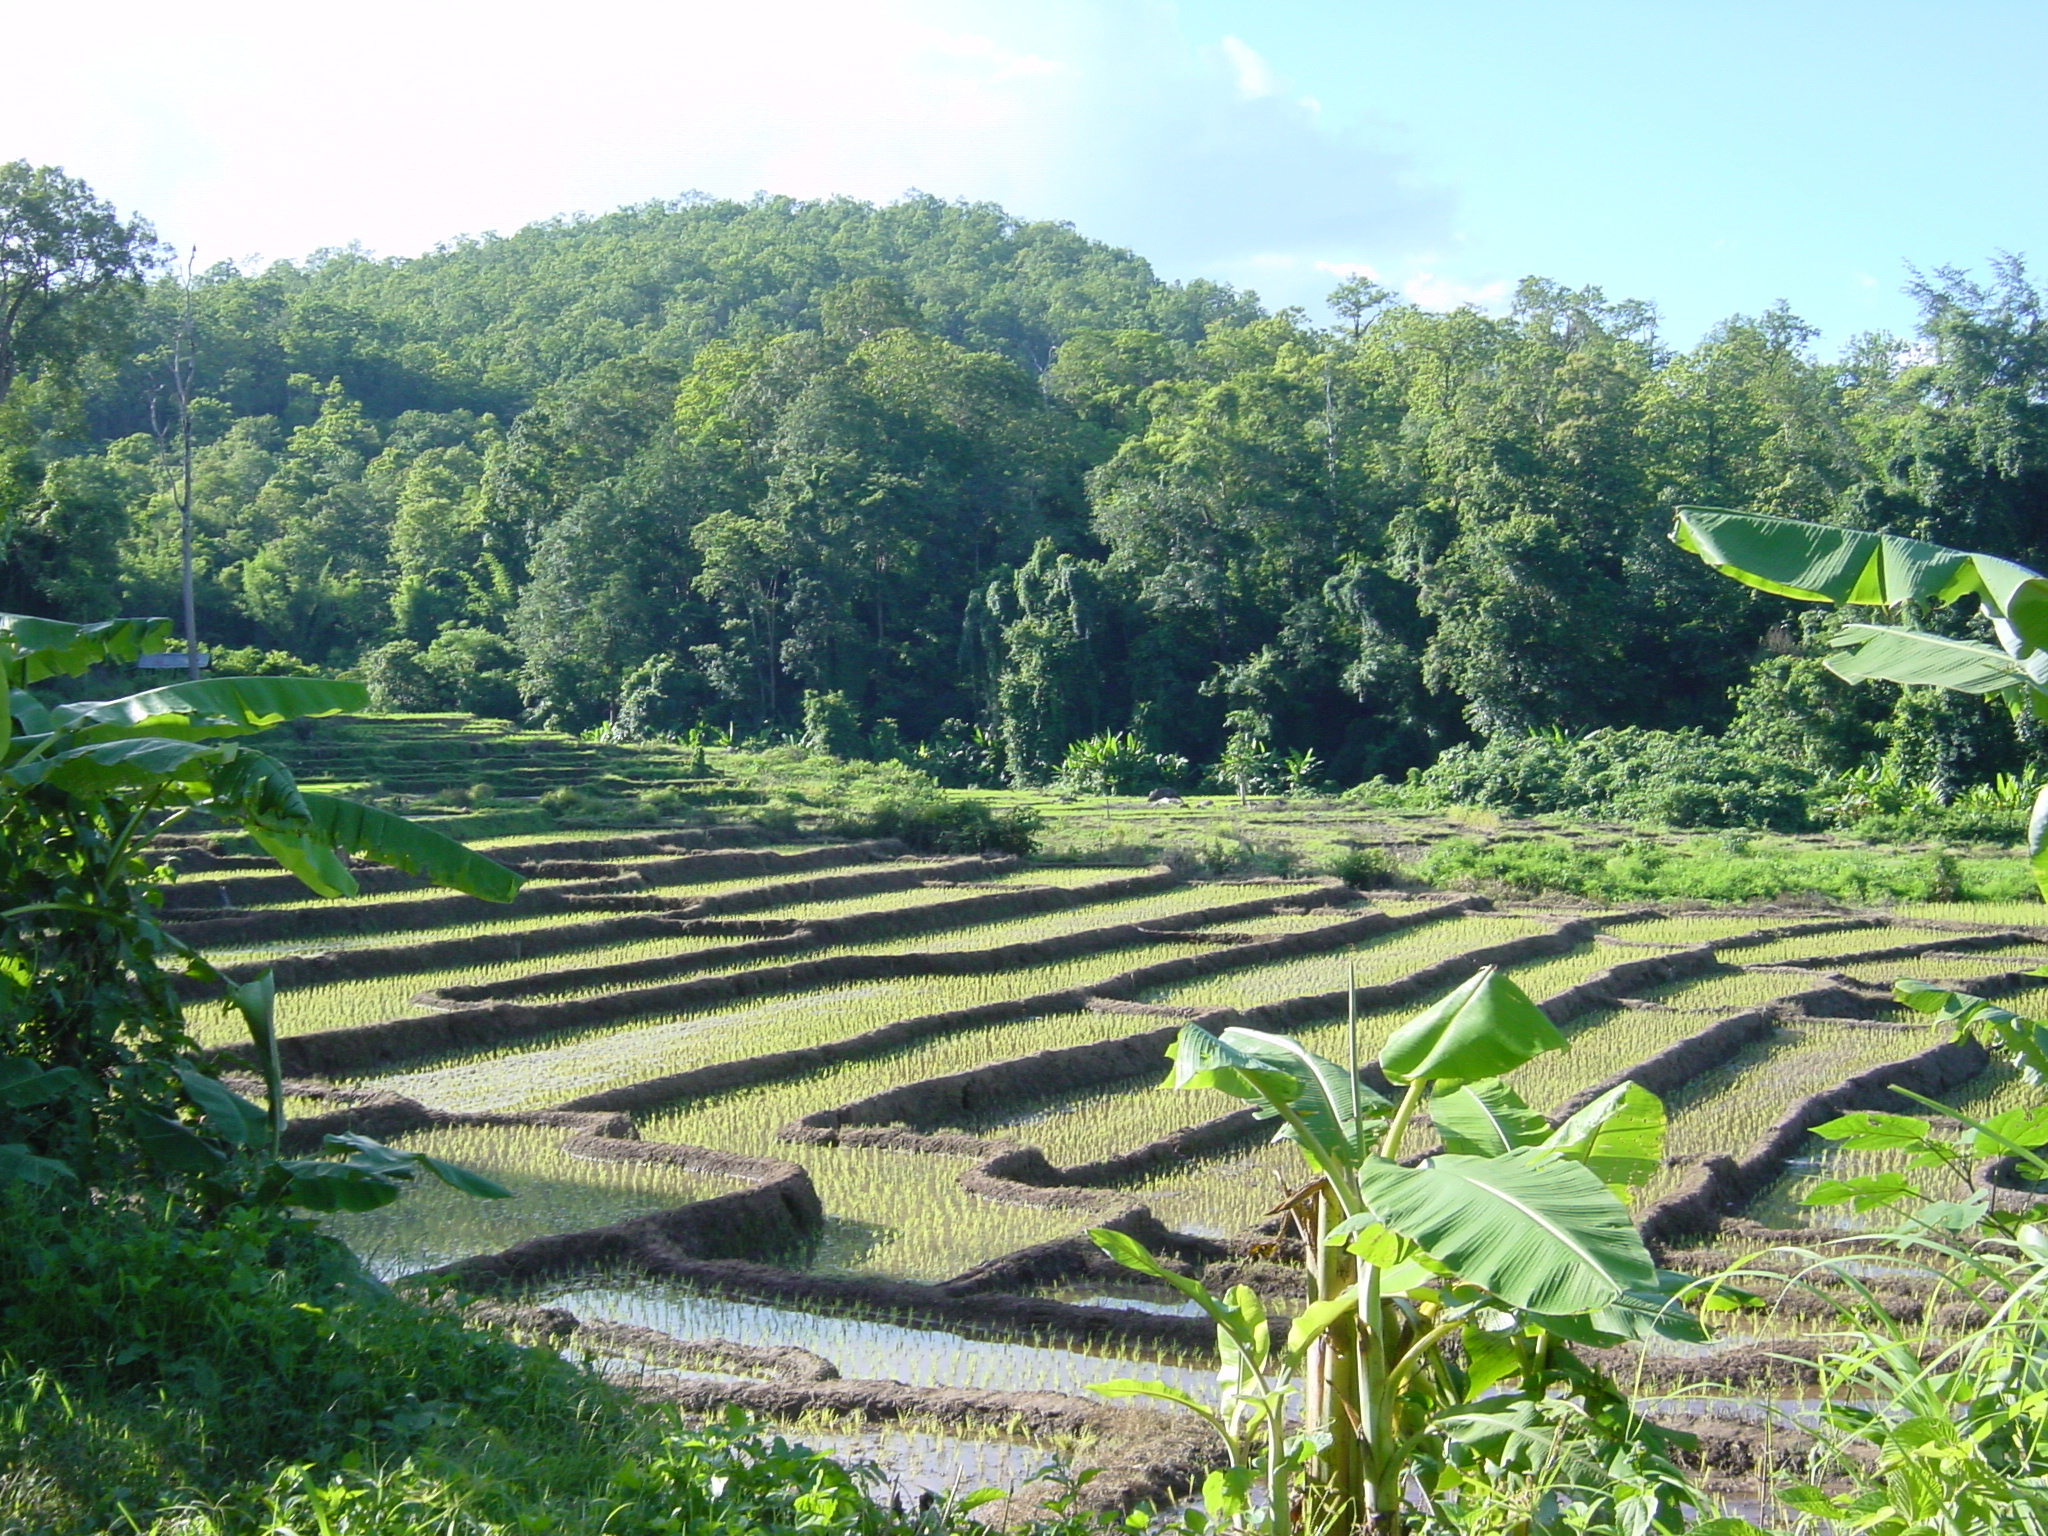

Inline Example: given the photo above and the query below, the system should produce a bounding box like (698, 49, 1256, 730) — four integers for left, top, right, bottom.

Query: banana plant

(1092, 967, 1707, 1536)
(2, 611, 519, 1205)
(1672, 507, 2048, 896)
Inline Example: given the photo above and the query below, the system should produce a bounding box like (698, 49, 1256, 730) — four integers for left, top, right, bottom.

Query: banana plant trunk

(1305, 1186, 1369, 1535)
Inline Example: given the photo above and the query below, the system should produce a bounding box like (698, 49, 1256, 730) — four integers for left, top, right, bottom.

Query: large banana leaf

(296, 793, 520, 903)
(1671, 508, 2048, 649)
(2032, 786, 2048, 908)
(1349, 1148, 1655, 1314)
(1379, 967, 1564, 1086)
(50, 677, 369, 740)
(1826, 625, 2048, 700)
(1539, 1081, 1665, 1190)
(1173, 1022, 1386, 1171)
(10, 735, 234, 795)
(0, 614, 171, 682)
(1430, 1078, 1548, 1157)
(203, 747, 316, 829)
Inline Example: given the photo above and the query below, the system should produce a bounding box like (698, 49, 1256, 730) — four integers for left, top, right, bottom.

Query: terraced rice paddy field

(169, 823, 2048, 1506)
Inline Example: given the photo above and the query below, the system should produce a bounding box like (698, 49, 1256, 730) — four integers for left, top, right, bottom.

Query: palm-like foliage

(1094, 968, 1703, 1536)
(2, 612, 518, 1206)
(1673, 508, 2048, 895)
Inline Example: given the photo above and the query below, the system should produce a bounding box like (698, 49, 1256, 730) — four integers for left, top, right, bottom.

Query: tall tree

(0, 163, 155, 408)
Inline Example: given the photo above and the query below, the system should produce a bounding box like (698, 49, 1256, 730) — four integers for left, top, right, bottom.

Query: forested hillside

(4, 165, 2045, 796)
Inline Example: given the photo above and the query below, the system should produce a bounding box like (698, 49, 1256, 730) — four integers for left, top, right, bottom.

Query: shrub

(830, 791, 1043, 857)
(1416, 834, 2033, 904)
(913, 719, 1004, 788)
(1054, 731, 1190, 796)
(1403, 727, 1818, 832)
(208, 645, 324, 678)
(799, 690, 867, 759)
(1329, 845, 1403, 888)
(361, 630, 522, 718)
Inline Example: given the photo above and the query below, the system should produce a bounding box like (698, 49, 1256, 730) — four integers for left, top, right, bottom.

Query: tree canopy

(3, 168, 2045, 792)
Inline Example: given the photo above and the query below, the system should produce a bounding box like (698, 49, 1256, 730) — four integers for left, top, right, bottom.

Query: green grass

(1633, 1017, 1943, 1211)
(1416, 834, 2037, 905)
(1140, 913, 1553, 1009)
(325, 1123, 752, 1279)
(3, 1187, 996, 1536)
(1890, 900, 2048, 925)
(185, 930, 758, 1047)
(850, 881, 1329, 955)
(1722, 924, 2008, 966)
(355, 946, 1219, 1114)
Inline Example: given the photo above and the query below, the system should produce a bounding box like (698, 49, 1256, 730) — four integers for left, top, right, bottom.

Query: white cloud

(1218, 35, 1281, 99)
(1, 0, 1459, 312)
(1401, 272, 1515, 311)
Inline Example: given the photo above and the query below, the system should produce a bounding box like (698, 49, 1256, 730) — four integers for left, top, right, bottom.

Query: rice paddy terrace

(163, 821, 2048, 1510)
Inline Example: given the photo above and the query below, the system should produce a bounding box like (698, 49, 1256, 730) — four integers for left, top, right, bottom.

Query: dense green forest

(4, 160, 2045, 801)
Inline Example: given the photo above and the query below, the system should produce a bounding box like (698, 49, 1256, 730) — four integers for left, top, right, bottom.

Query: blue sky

(8, 0, 2040, 353)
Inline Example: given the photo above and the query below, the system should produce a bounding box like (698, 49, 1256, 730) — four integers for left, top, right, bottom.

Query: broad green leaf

(1974, 1104, 2048, 1154)
(1217, 1026, 1386, 1160)
(1352, 1148, 1655, 1314)
(1538, 1081, 1666, 1190)
(125, 1107, 227, 1175)
(0, 614, 172, 683)
(250, 828, 358, 899)
(0, 1056, 89, 1109)
(279, 1160, 405, 1213)
(49, 677, 366, 739)
(2031, 783, 2048, 903)
(1379, 967, 1565, 1086)
(1433, 1396, 1560, 1464)
(1329, 1216, 1443, 1291)
(1431, 1078, 1547, 1158)
(1810, 1110, 1931, 1150)
(0, 1144, 75, 1186)
(1802, 1173, 1919, 1212)
(1201, 1468, 1255, 1522)
(1570, 1270, 1710, 1345)
(217, 969, 283, 1153)
(1169, 1022, 1323, 1111)
(321, 1131, 423, 1177)
(1460, 1323, 1522, 1396)
(14, 735, 227, 795)
(1895, 981, 2048, 1085)
(300, 794, 521, 903)
(1826, 624, 2044, 695)
(1670, 509, 2048, 648)
(1282, 1288, 1357, 1361)
(415, 1154, 513, 1199)
(171, 1064, 269, 1149)
(1908, 1195, 1991, 1232)
(1172, 1023, 1386, 1170)
(8, 686, 51, 739)
(203, 747, 313, 828)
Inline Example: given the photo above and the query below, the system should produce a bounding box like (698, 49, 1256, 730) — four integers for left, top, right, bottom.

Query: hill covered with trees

(3, 163, 2044, 798)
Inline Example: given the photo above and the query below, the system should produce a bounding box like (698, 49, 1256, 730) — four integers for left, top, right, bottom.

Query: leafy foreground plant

(0, 610, 521, 1212)
(1709, 980, 2048, 1536)
(1091, 968, 1729, 1536)
(0, 1175, 1067, 1535)
(1673, 507, 2048, 895)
